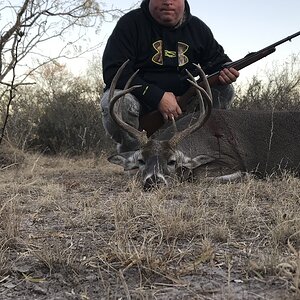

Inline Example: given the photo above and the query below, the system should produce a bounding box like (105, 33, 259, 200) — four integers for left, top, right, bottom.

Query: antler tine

(119, 68, 140, 107)
(193, 63, 213, 100)
(186, 78, 211, 104)
(185, 65, 212, 103)
(124, 69, 139, 89)
(171, 115, 178, 134)
(169, 64, 212, 148)
(109, 59, 129, 101)
(193, 64, 213, 108)
(109, 60, 148, 146)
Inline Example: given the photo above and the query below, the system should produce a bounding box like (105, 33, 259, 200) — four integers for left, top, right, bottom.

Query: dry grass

(0, 151, 300, 299)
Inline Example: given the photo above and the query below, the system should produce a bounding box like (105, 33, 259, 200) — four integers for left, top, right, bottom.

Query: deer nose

(143, 174, 167, 191)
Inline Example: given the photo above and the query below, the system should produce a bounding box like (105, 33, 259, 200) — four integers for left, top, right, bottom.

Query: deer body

(106, 61, 300, 189)
(158, 109, 300, 178)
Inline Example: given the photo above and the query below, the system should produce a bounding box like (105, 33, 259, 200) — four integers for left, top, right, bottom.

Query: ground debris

(0, 155, 299, 299)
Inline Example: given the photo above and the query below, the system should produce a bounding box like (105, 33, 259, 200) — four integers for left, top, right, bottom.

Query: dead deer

(107, 61, 300, 190)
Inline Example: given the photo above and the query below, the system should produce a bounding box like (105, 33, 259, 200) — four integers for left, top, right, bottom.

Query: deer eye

(167, 159, 176, 166)
(138, 159, 145, 166)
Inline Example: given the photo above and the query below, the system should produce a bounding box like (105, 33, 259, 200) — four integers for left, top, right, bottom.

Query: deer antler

(169, 64, 213, 147)
(109, 60, 148, 146)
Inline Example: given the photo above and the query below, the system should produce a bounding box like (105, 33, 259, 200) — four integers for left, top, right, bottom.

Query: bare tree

(0, 0, 125, 146)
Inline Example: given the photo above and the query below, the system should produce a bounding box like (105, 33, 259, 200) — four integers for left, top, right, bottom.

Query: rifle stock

(139, 31, 300, 136)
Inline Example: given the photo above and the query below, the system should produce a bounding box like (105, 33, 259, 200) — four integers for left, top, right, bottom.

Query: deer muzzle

(143, 173, 168, 191)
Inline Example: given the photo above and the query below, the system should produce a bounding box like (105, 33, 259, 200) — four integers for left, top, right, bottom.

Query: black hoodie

(102, 0, 231, 112)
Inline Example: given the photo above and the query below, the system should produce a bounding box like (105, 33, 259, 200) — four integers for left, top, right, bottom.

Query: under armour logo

(152, 40, 163, 65)
(152, 40, 189, 66)
(178, 42, 189, 66)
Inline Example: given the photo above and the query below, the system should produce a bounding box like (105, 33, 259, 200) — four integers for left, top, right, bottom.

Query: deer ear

(181, 154, 215, 169)
(108, 152, 139, 170)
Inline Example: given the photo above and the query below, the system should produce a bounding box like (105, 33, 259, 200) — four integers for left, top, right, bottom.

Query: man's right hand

(158, 92, 182, 120)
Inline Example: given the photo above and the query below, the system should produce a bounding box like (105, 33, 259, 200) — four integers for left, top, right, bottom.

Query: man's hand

(158, 92, 182, 120)
(218, 67, 239, 85)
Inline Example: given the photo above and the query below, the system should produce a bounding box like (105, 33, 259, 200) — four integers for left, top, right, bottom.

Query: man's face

(149, 0, 185, 27)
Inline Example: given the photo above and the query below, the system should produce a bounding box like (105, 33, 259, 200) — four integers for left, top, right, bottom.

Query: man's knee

(100, 90, 117, 138)
(121, 94, 141, 128)
(100, 89, 141, 152)
(100, 90, 140, 125)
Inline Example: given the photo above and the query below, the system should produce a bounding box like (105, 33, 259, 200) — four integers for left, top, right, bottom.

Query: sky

(96, 0, 300, 84)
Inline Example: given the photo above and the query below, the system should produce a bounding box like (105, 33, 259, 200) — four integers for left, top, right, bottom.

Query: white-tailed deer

(107, 61, 300, 190)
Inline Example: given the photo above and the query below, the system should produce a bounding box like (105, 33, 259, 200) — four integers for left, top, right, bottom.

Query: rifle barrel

(188, 30, 300, 81)
(258, 30, 300, 52)
(222, 31, 300, 74)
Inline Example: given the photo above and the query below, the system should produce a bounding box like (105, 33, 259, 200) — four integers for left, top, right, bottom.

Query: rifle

(139, 30, 300, 136)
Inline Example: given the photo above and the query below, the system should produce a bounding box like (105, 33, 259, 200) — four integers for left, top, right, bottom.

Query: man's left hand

(218, 67, 239, 85)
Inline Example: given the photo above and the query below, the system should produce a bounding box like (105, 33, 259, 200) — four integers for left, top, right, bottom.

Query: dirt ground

(0, 154, 300, 299)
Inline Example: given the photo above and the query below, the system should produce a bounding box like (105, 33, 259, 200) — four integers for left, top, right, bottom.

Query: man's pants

(100, 84, 235, 153)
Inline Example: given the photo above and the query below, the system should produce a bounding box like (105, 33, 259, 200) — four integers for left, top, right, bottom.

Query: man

(101, 0, 239, 153)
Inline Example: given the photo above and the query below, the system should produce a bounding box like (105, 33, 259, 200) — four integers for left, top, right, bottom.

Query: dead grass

(0, 141, 26, 170)
(0, 152, 300, 299)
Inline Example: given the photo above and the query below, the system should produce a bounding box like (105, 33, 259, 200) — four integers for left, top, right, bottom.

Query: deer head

(108, 60, 213, 190)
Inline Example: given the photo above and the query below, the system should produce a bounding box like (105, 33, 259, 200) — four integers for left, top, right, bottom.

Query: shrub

(0, 62, 113, 155)
(233, 54, 300, 111)
(35, 91, 110, 155)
